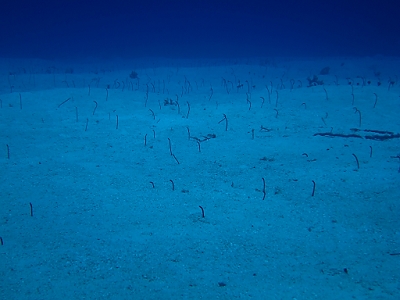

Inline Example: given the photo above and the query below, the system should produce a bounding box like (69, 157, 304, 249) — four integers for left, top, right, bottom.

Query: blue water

(1, 0, 399, 59)
(0, 1, 399, 299)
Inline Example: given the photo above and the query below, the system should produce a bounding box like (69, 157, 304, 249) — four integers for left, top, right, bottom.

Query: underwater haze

(0, 0, 399, 299)
(0, 0, 399, 59)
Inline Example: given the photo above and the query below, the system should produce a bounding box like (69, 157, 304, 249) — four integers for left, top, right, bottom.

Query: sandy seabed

(0, 56, 399, 299)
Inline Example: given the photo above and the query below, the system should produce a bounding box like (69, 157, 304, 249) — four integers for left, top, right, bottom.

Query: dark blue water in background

(0, 0, 399, 60)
